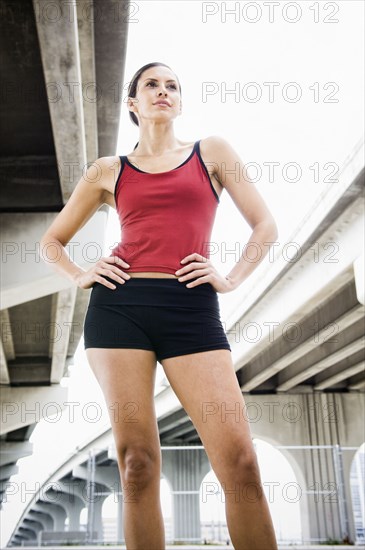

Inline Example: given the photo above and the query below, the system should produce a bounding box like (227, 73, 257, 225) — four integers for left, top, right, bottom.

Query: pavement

(6, 545, 363, 550)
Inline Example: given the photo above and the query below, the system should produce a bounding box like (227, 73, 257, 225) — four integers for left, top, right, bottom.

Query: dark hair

(127, 62, 182, 128)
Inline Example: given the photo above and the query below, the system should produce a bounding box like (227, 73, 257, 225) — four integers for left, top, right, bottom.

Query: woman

(41, 61, 279, 549)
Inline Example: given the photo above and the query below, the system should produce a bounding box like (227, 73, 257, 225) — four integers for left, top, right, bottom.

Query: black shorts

(83, 276, 231, 363)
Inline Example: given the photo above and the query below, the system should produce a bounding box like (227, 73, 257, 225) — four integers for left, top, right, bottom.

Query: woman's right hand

(75, 256, 131, 290)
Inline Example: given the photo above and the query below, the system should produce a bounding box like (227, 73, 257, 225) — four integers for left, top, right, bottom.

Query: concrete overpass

(0, 0, 129, 511)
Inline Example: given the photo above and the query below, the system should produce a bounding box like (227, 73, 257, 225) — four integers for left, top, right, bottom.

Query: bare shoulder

(199, 135, 236, 176)
(200, 135, 231, 154)
(199, 134, 248, 190)
(92, 155, 121, 193)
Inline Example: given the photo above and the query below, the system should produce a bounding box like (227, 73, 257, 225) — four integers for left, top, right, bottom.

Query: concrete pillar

(162, 446, 211, 544)
(57, 479, 89, 531)
(334, 393, 365, 544)
(42, 491, 82, 531)
(245, 392, 364, 545)
(36, 501, 66, 531)
(84, 484, 110, 542)
(17, 527, 34, 541)
(341, 448, 359, 544)
(72, 462, 121, 542)
(90, 496, 107, 542)
(286, 447, 342, 543)
(67, 497, 84, 531)
(116, 489, 124, 542)
(32, 502, 56, 530)
(23, 518, 43, 535)
(27, 509, 53, 531)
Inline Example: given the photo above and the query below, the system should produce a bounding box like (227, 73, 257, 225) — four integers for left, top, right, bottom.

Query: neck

(134, 123, 181, 156)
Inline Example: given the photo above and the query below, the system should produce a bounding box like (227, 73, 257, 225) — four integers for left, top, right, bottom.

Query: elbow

(270, 221, 279, 242)
(266, 214, 278, 240)
(39, 234, 52, 262)
(257, 217, 279, 242)
(40, 232, 61, 246)
(40, 234, 52, 248)
(270, 225, 279, 244)
(39, 233, 63, 254)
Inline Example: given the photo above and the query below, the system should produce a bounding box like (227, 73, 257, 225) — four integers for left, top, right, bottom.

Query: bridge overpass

(1, 0, 364, 547)
(1, 0, 129, 516)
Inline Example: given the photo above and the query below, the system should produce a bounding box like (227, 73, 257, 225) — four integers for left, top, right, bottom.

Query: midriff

(128, 271, 178, 279)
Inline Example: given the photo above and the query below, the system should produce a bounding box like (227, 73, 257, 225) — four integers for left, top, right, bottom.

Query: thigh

(86, 348, 160, 463)
(160, 350, 255, 474)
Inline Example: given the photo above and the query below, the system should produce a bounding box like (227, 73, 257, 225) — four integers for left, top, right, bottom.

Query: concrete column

(72, 462, 121, 542)
(23, 518, 43, 536)
(42, 491, 82, 531)
(341, 448, 359, 544)
(46, 483, 86, 531)
(239, 392, 365, 545)
(32, 502, 56, 530)
(162, 447, 211, 544)
(36, 501, 66, 531)
(67, 497, 84, 531)
(270, 393, 361, 544)
(17, 527, 34, 541)
(286, 447, 342, 543)
(91, 496, 107, 542)
(334, 393, 365, 544)
(116, 487, 124, 542)
(27, 510, 53, 531)
(85, 485, 110, 542)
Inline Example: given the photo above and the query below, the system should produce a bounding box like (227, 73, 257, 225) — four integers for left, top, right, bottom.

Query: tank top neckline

(122, 140, 199, 175)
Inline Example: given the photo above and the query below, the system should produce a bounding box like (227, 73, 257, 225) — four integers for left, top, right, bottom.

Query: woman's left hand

(175, 253, 236, 294)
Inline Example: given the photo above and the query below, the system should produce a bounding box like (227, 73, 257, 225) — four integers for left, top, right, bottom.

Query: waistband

(88, 276, 219, 309)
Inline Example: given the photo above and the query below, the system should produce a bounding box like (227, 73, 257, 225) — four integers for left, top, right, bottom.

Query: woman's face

(128, 66, 182, 126)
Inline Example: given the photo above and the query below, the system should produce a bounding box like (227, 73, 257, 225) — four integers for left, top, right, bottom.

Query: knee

(216, 447, 260, 482)
(120, 446, 158, 487)
(237, 451, 261, 483)
(218, 452, 264, 502)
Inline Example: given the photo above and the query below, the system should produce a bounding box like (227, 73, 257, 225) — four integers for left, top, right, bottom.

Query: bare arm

(40, 156, 130, 289)
(205, 135, 279, 289)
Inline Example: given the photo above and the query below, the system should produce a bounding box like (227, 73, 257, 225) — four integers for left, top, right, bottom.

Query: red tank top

(109, 140, 220, 275)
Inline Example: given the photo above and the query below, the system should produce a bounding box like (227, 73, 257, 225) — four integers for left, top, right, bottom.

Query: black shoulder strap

(194, 139, 220, 203)
(114, 156, 125, 196)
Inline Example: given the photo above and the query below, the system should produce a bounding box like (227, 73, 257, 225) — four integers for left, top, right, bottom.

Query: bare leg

(161, 349, 278, 550)
(86, 348, 165, 549)
(222, 464, 278, 548)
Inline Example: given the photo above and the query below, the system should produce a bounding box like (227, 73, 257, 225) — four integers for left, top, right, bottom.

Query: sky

(1, 0, 364, 546)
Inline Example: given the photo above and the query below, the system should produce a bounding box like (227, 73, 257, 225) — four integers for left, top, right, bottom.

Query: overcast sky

(1, 1, 364, 546)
